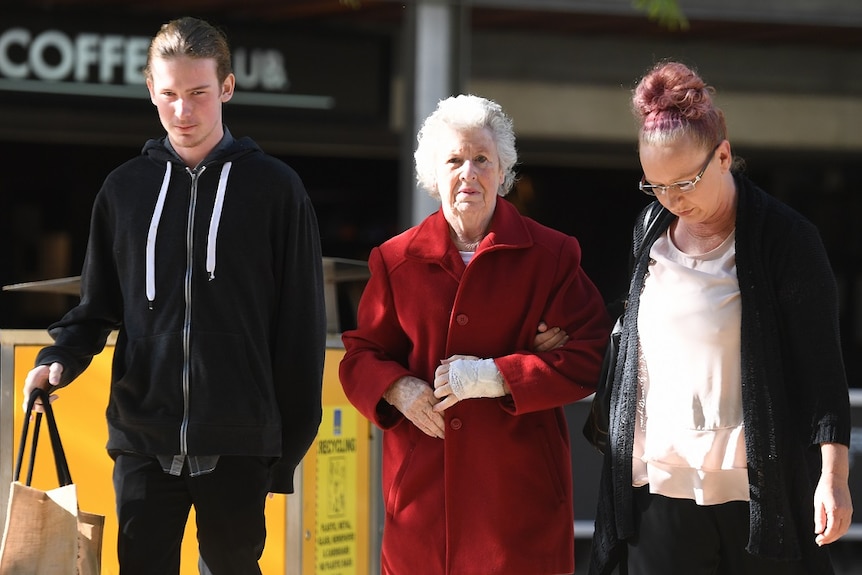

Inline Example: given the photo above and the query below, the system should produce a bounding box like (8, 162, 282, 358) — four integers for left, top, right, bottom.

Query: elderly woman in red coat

(339, 94, 610, 575)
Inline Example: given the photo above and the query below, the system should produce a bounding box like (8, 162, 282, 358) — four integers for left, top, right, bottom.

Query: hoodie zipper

(146, 159, 231, 457)
(179, 165, 205, 455)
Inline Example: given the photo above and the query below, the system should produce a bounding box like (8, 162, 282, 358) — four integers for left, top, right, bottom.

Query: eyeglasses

(638, 143, 721, 196)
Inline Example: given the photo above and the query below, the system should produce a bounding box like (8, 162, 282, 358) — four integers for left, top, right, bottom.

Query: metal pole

(401, 0, 470, 230)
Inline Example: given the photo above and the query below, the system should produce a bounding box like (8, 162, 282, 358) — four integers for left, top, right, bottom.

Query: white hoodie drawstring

(206, 162, 231, 280)
(145, 161, 232, 307)
(146, 162, 171, 307)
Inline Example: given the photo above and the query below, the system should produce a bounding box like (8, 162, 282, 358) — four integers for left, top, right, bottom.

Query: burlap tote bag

(0, 388, 104, 575)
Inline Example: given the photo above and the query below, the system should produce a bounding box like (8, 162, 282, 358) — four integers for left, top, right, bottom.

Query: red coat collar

(404, 198, 533, 263)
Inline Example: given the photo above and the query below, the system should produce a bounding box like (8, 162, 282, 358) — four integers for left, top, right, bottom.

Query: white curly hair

(414, 94, 518, 199)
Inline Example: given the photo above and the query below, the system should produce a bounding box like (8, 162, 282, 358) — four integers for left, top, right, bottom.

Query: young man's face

(146, 55, 235, 167)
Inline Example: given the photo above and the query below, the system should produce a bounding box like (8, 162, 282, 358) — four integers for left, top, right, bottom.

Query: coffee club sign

(0, 25, 335, 109)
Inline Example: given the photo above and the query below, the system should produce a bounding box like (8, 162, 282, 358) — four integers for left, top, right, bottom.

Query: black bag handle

(14, 388, 74, 487)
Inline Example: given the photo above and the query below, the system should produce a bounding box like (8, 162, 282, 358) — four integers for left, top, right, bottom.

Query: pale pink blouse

(633, 228, 749, 505)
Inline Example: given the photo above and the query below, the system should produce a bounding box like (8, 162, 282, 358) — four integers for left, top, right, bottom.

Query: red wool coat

(339, 199, 610, 575)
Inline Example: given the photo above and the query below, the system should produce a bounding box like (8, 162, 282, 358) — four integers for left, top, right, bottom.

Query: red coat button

(455, 314, 468, 326)
(450, 418, 462, 430)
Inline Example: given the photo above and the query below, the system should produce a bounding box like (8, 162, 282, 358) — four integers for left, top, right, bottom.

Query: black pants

(627, 487, 809, 575)
(113, 453, 272, 575)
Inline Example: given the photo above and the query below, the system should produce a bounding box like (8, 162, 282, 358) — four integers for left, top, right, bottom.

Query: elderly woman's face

(436, 126, 504, 231)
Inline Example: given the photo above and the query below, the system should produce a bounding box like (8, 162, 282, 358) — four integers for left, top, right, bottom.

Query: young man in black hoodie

(23, 17, 326, 574)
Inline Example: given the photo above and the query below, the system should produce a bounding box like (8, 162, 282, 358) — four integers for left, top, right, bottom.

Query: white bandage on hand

(447, 358, 505, 400)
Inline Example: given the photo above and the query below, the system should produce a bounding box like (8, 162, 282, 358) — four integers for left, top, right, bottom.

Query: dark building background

(1, 1, 860, 572)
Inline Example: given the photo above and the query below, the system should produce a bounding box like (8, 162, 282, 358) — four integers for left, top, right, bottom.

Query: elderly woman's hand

(383, 376, 446, 439)
(533, 321, 568, 352)
(433, 355, 507, 412)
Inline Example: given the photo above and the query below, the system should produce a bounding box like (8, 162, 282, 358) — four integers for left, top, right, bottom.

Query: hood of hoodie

(141, 128, 262, 167)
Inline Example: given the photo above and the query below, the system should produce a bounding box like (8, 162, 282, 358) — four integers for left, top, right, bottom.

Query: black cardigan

(590, 173, 851, 575)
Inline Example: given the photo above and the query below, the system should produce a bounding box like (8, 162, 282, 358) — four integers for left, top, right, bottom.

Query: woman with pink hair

(590, 61, 853, 575)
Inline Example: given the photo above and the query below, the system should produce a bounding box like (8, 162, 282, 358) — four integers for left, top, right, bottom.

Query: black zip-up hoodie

(35, 130, 326, 493)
